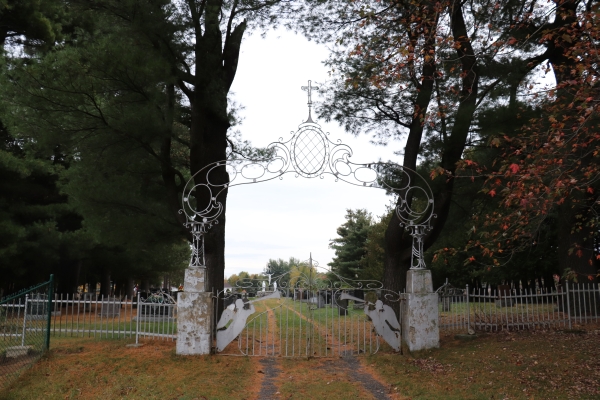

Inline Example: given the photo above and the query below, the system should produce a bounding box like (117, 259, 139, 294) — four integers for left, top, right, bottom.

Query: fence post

(21, 294, 29, 346)
(212, 288, 216, 355)
(45, 274, 54, 350)
(465, 284, 470, 333)
(565, 280, 572, 329)
(135, 292, 140, 345)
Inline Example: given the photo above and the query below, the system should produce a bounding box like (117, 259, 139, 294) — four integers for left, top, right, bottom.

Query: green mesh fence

(0, 275, 54, 390)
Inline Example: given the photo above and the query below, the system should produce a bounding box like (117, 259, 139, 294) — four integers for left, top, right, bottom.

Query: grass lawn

(372, 326, 600, 399)
(1, 324, 599, 399)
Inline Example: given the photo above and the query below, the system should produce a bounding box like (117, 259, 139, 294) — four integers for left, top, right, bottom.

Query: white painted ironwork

(38, 293, 177, 340)
(216, 291, 281, 352)
(214, 255, 404, 356)
(340, 292, 401, 351)
(180, 80, 436, 272)
(436, 281, 600, 333)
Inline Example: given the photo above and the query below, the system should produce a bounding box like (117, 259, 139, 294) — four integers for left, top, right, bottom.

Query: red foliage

(456, 1, 600, 278)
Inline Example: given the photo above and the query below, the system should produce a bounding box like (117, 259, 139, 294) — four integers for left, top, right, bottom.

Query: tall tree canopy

(4, 0, 298, 295)
(300, 0, 596, 293)
(446, 0, 600, 283)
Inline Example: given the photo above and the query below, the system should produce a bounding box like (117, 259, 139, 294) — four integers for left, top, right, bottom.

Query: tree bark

(181, 0, 245, 298)
(383, 0, 479, 301)
(100, 267, 111, 297)
(383, 2, 440, 304)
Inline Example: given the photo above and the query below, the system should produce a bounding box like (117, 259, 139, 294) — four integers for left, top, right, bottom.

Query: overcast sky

(225, 29, 403, 277)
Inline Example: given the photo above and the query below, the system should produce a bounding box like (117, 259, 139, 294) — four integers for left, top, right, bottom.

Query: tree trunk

(124, 277, 134, 299)
(189, 91, 230, 301)
(100, 267, 111, 297)
(383, 0, 479, 299)
(383, 1, 439, 301)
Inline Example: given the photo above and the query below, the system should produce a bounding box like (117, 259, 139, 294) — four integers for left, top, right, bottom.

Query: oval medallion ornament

(291, 125, 329, 178)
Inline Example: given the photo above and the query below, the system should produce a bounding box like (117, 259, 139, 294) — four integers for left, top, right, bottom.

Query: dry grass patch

(363, 324, 600, 400)
(1, 338, 262, 400)
(274, 358, 373, 399)
(3, 324, 600, 399)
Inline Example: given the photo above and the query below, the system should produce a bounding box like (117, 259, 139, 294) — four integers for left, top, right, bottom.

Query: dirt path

(254, 302, 392, 399)
(257, 357, 393, 400)
(280, 302, 357, 356)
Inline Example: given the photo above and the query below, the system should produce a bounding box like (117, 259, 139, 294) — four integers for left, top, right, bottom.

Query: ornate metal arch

(180, 81, 436, 271)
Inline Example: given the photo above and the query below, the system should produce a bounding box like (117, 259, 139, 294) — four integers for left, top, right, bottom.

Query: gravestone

(441, 296, 452, 312)
(24, 293, 49, 320)
(309, 294, 325, 308)
(82, 293, 95, 312)
(495, 285, 513, 307)
(555, 285, 565, 312)
(99, 297, 121, 317)
(242, 292, 250, 310)
(5, 346, 32, 358)
(352, 290, 365, 309)
(336, 294, 348, 316)
(140, 303, 175, 318)
(28, 294, 47, 316)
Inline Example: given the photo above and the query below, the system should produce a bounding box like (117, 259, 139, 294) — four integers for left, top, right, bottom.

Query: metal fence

(437, 281, 600, 333)
(0, 275, 54, 390)
(49, 292, 177, 343)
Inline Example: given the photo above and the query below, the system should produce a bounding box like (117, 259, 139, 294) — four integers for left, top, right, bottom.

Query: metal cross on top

(301, 80, 319, 122)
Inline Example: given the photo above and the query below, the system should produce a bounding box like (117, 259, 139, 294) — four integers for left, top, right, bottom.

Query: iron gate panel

(214, 259, 402, 357)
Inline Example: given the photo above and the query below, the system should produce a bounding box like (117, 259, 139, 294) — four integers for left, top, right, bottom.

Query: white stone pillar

(401, 269, 440, 352)
(176, 267, 213, 355)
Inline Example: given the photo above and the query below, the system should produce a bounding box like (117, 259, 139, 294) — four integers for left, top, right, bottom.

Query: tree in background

(300, 0, 590, 295)
(328, 209, 373, 280)
(0, 0, 66, 46)
(0, 3, 189, 294)
(445, 0, 600, 284)
(4, 0, 301, 297)
(264, 257, 296, 287)
(0, 1, 86, 295)
(289, 261, 326, 289)
(360, 210, 393, 281)
(0, 125, 85, 294)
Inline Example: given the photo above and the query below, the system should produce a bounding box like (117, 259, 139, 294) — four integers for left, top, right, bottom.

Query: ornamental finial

(301, 80, 319, 123)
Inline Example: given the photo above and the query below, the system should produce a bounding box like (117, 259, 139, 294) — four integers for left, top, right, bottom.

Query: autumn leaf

(489, 189, 496, 197)
(508, 164, 520, 174)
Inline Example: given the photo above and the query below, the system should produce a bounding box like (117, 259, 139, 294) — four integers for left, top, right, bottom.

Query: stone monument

(176, 222, 213, 355)
(401, 269, 439, 352)
(176, 266, 213, 355)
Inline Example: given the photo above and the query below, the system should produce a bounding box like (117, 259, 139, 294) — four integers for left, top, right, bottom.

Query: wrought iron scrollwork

(180, 81, 436, 270)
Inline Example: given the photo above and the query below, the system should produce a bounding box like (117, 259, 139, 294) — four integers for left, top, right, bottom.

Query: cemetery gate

(178, 81, 438, 356)
(213, 256, 404, 357)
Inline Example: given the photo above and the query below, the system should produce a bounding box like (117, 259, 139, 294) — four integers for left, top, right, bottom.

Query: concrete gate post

(401, 269, 440, 352)
(176, 267, 213, 355)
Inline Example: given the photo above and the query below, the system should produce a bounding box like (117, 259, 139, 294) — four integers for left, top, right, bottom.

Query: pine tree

(328, 209, 372, 280)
